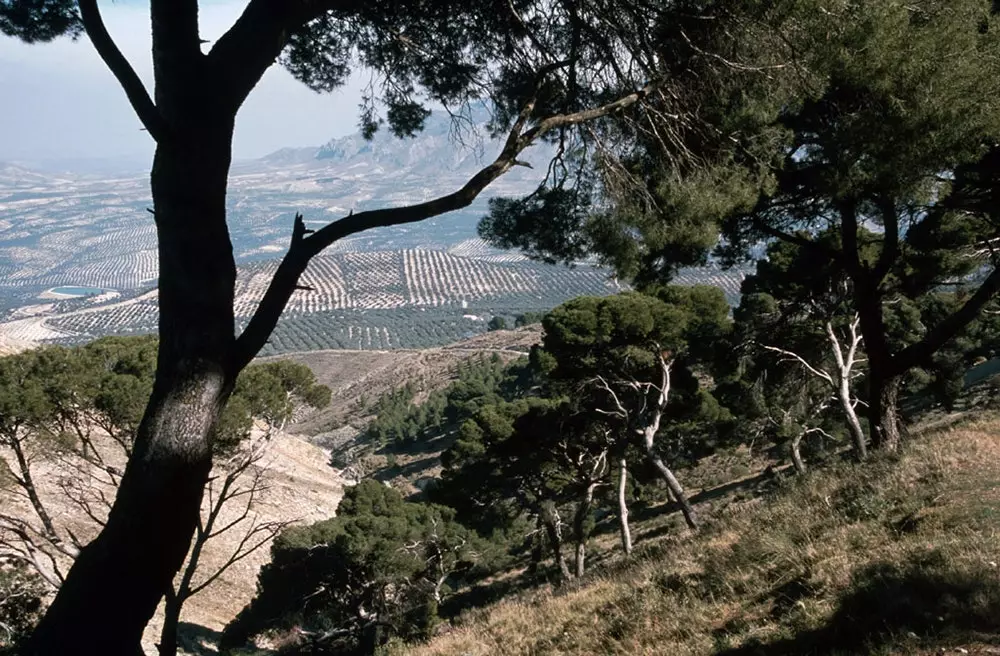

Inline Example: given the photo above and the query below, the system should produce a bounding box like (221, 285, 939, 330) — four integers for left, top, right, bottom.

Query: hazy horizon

(0, 0, 365, 169)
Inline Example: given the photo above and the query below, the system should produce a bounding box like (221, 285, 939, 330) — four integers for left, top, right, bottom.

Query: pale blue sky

(0, 1, 364, 166)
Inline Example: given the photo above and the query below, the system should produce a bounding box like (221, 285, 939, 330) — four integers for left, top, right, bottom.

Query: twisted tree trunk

(868, 372, 903, 452)
(837, 377, 868, 461)
(789, 430, 807, 475)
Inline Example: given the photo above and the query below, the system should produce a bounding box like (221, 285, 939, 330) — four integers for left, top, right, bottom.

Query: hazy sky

(0, 1, 364, 166)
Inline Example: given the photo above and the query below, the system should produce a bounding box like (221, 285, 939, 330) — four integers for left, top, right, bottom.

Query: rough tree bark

(26, 123, 237, 655)
(540, 504, 572, 582)
(789, 430, 807, 475)
(867, 372, 904, 452)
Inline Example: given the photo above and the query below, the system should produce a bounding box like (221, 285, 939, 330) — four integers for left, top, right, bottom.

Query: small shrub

(0, 559, 46, 649)
(831, 478, 892, 523)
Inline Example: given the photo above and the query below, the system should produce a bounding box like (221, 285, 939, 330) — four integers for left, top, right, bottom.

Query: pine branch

(762, 344, 834, 385)
(893, 265, 1000, 374)
(752, 218, 840, 261)
(78, 0, 168, 143)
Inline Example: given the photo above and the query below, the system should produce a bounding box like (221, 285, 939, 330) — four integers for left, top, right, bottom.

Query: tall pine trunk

(850, 267, 904, 455)
(868, 372, 903, 452)
(23, 124, 238, 655)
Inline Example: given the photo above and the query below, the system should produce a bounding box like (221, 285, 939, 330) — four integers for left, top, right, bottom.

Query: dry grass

(397, 416, 1000, 656)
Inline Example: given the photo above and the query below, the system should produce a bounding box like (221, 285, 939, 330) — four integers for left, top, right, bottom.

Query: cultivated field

(0, 244, 746, 351)
(5, 244, 719, 351)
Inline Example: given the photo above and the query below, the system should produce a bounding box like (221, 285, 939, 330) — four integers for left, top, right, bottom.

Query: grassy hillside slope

(398, 415, 1000, 656)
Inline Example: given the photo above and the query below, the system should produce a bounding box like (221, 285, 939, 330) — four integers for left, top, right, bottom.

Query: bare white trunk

(617, 457, 633, 556)
(764, 316, 868, 462)
(838, 377, 867, 460)
(573, 481, 598, 578)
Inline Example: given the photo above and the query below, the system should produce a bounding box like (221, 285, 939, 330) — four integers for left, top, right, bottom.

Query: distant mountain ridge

(316, 111, 486, 169)
(255, 106, 549, 180)
(0, 161, 67, 188)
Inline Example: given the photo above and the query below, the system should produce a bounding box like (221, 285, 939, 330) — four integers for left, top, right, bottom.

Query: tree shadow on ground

(438, 569, 540, 619)
(591, 466, 786, 544)
(176, 621, 264, 655)
(373, 455, 440, 482)
(379, 429, 458, 457)
(714, 551, 1000, 655)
